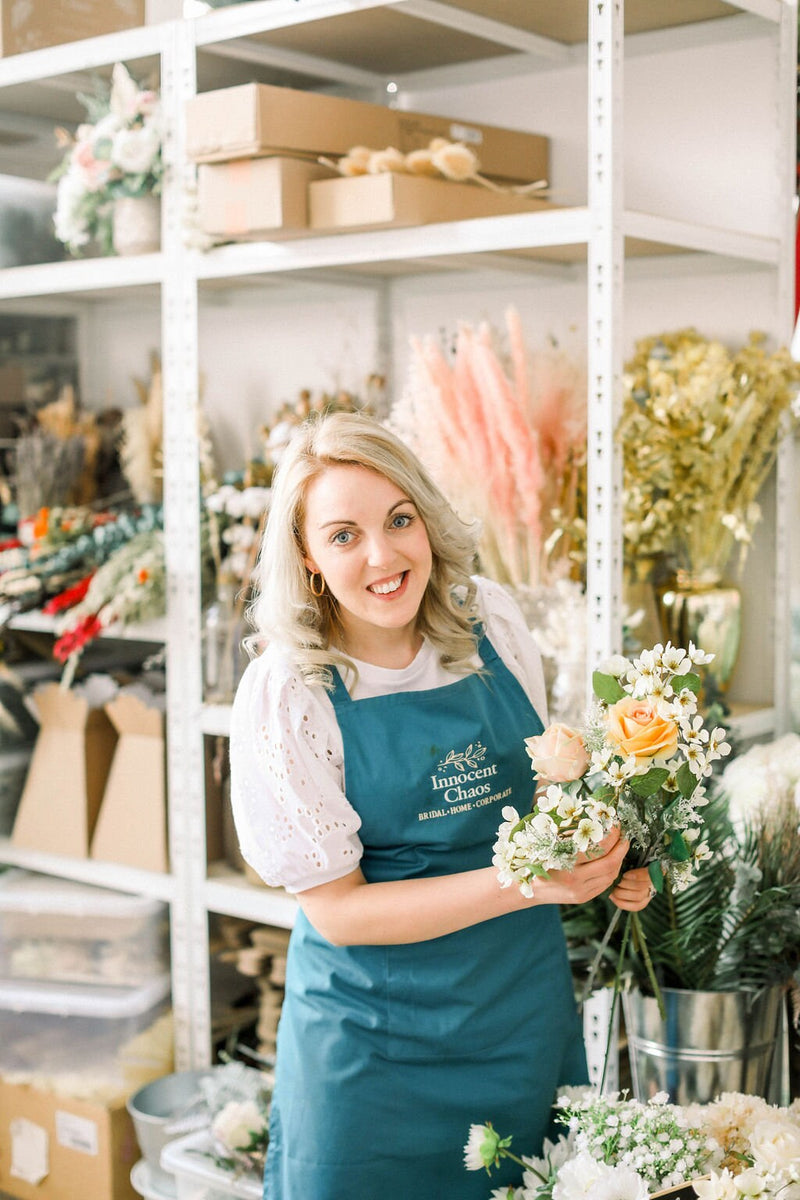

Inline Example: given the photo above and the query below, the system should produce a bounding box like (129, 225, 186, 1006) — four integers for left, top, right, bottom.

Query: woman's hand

(537, 827, 631, 906)
(609, 865, 656, 912)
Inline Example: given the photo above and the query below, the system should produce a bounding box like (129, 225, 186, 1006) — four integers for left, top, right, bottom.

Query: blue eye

(330, 529, 353, 545)
(391, 513, 414, 529)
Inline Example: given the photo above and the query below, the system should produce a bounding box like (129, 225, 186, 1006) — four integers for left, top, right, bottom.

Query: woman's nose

(365, 530, 393, 565)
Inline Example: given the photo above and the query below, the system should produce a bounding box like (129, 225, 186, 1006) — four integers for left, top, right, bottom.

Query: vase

(656, 569, 741, 695)
(622, 986, 783, 1105)
(202, 581, 247, 703)
(112, 195, 161, 256)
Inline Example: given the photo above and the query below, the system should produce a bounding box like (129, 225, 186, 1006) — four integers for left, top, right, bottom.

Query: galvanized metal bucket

(622, 986, 783, 1104)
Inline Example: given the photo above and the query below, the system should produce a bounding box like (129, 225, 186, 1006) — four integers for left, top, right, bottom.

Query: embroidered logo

(436, 742, 487, 772)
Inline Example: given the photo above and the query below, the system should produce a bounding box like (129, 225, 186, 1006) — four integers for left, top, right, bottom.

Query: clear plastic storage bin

(0, 868, 169, 986)
(161, 1131, 262, 1200)
(0, 973, 171, 1083)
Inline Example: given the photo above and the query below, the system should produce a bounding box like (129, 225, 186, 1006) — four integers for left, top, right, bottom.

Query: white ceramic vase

(112, 195, 161, 256)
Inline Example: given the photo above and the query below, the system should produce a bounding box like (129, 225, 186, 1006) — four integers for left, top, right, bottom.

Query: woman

(230, 411, 652, 1199)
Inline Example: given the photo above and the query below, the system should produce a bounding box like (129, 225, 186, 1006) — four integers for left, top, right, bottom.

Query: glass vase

(203, 581, 247, 703)
(656, 569, 741, 696)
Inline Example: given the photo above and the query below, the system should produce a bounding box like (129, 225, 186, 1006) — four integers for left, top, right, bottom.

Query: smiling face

(302, 462, 433, 666)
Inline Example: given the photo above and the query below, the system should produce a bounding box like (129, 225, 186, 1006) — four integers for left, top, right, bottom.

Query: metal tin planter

(622, 986, 782, 1105)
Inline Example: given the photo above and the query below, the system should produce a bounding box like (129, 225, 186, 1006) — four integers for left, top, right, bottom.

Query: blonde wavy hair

(246, 411, 481, 686)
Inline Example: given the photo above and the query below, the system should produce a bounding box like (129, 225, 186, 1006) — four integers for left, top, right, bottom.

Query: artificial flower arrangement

(0, 504, 162, 624)
(197, 1060, 272, 1177)
(618, 327, 800, 582)
(51, 62, 163, 256)
(493, 641, 730, 1029)
(320, 137, 548, 196)
(464, 1086, 800, 1200)
(390, 307, 587, 590)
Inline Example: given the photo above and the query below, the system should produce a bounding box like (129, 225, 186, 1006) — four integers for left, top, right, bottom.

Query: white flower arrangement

(50, 63, 163, 255)
(714, 732, 800, 838)
(465, 1089, 800, 1200)
(204, 484, 271, 585)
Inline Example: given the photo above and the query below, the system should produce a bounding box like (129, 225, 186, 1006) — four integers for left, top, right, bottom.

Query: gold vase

(656, 569, 741, 695)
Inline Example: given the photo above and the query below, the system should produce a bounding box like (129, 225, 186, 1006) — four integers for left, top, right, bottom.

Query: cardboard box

(0, 1079, 139, 1200)
(90, 694, 167, 873)
(309, 172, 554, 234)
(0, 0, 145, 57)
(198, 157, 337, 240)
(11, 685, 117, 859)
(185, 82, 549, 184)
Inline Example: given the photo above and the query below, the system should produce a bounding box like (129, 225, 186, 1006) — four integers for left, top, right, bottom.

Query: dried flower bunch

(464, 1087, 800, 1200)
(51, 62, 163, 255)
(321, 137, 548, 196)
(390, 308, 586, 589)
(619, 327, 800, 580)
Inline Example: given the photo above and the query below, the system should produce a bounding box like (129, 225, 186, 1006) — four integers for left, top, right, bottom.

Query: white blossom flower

(211, 1099, 265, 1151)
(111, 123, 161, 176)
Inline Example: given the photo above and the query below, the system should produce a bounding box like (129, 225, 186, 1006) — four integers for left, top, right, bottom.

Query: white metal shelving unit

(0, 0, 795, 1069)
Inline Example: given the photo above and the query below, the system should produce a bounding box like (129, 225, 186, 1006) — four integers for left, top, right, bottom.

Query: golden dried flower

(430, 140, 479, 182)
(404, 147, 439, 176)
(337, 145, 371, 176)
(367, 146, 407, 174)
(618, 327, 800, 578)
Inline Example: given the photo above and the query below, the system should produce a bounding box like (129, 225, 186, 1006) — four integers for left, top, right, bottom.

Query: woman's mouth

(367, 572, 407, 596)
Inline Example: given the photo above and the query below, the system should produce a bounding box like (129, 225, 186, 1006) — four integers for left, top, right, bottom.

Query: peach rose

(605, 696, 678, 763)
(525, 723, 589, 783)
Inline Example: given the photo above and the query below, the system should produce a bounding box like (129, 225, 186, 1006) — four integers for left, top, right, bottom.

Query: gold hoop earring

(309, 571, 326, 597)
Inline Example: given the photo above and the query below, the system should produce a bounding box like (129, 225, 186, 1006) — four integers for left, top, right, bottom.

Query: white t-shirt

(229, 576, 548, 894)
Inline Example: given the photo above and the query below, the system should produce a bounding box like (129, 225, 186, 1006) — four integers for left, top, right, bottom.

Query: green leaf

(628, 767, 669, 797)
(676, 761, 697, 797)
(675, 672, 701, 694)
(647, 860, 664, 893)
(669, 830, 691, 862)
(592, 671, 626, 704)
(591, 784, 614, 803)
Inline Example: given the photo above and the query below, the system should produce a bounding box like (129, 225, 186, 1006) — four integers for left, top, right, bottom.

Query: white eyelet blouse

(228, 576, 549, 894)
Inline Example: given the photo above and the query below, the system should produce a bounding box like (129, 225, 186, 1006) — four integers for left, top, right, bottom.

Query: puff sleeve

(229, 645, 363, 893)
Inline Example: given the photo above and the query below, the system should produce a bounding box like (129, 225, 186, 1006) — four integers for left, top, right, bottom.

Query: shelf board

(195, 207, 780, 286)
(0, 254, 163, 302)
(204, 862, 297, 928)
(0, 838, 176, 901)
(726, 704, 777, 741)
(201, 703, 232, 737)
(7, 610, 166, 642)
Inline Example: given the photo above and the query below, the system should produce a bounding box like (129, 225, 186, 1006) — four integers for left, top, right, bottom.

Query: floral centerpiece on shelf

(463, 1087, 800, 1200)
(619, 327, 800, 582)
(391, 308, 586, 591)
(493, 641, 729, 1046)
(50, 62, 163, 256)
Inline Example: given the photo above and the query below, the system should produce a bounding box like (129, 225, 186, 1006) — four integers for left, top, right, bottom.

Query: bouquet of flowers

(198, 1060, 271, 1177)
(464, 1087, 800, 1200)
(51, 63, 163, 256)
(493, 642, 730, 1018)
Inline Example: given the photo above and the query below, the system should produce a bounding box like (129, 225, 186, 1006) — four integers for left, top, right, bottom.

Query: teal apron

(264, 633, 587, 1199)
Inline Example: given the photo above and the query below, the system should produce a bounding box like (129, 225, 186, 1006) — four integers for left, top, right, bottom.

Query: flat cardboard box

(309, 172, 553, 234)
(198, 156, 337, 240)
(185, 82, 549, 184)
(0, 0, 145, 57)
(90, 694, 168, 874)
(0, 1079, 138, 1200)
(11, 685, 117, 859)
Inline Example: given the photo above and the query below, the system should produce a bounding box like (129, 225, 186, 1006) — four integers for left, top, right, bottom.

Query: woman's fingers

(609, 865, 656, 912)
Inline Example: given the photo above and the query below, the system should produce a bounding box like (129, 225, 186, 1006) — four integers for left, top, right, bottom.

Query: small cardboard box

(90, 693, 167, 873)
(0, 1079, 138, 1200)
(309, 172, 553, 234)
(198, 156, 337, 240)
(185, 82, 549, 184)
(0, 0, 145, 57)
(11, 685, 117, 859)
